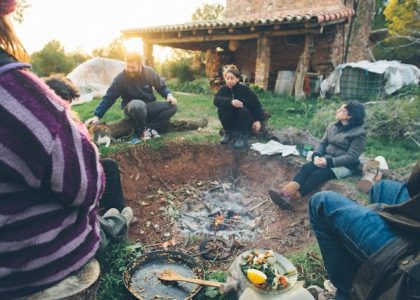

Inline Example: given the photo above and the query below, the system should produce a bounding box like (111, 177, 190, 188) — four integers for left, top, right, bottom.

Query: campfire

(209, 210, 241, 231)
(178, 183, 264, 240)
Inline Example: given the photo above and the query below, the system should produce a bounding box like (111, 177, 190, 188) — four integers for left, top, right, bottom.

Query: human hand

(314, 156, 327, 168)
(84, 116, 99, 126)
(252, 121, 261, 133)
(231, 99, 243, 108)
(167, 94, 177, 105)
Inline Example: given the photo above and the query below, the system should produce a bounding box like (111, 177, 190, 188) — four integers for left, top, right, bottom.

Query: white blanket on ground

(251, 140, 300, 156)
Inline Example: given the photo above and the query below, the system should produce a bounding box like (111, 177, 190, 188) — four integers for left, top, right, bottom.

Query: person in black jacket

(85, 52, 177, 144)
(214, 64, 265, 149)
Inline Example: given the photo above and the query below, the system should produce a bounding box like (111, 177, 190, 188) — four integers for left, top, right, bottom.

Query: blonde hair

(0, 15, 29, 62)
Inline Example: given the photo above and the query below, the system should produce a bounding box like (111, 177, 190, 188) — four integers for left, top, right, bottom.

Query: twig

(247, 200, 269, 212)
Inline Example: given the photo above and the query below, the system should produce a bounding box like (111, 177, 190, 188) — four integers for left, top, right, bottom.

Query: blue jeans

(309, 180, 410, 300)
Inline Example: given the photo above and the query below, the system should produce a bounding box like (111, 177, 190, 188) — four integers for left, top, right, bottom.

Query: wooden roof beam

(142, 27, 321, 44)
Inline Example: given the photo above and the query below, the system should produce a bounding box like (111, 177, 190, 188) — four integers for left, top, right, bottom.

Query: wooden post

(143, 42, 154, 67)
(294, 34, 314, 98)
(255, 33, 271, 89)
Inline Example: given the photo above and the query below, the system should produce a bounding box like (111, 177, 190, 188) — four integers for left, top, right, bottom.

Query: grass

(73, 89, 418, 298)
(73, 91, 419, 169)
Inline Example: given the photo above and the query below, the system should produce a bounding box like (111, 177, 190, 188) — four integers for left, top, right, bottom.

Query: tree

(92, 37, 126, 60)
(31, 40, 75, 76)
(372, 0, 420, 65)
(191, 3, 224, 21)
(13, 0, 30, 23)
(384, 0, 419, 46)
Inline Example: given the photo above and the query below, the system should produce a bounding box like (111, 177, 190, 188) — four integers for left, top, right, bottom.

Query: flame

(213, 213, 225, 228)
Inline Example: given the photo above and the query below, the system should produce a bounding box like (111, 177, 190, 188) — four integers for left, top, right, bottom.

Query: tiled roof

(123, 7, 354, 34)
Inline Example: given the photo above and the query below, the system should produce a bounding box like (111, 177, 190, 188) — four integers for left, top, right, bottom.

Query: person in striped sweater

(0, 1, 126, 298)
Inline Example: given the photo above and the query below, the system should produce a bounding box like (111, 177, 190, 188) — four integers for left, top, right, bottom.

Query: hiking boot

(268, 189, 294, 210)
(269, 181, 302, 210)
(103, 208, 120, 218)
(233, 133, 249, 149)
(121, 207, 134, 226)
(220, 131, 232, 145)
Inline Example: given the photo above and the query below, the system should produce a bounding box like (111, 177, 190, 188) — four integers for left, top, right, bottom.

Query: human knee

(128, 99, 147, 113)
(369, 180, 396, 203)
(100, 158, 119, 173)
(309, 191, 342, 217)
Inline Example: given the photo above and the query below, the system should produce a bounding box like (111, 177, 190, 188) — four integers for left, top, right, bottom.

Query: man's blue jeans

(309, 180, 410, 299)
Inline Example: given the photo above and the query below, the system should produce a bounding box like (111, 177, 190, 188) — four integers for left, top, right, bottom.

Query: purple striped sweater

(0, 64, 105, 299)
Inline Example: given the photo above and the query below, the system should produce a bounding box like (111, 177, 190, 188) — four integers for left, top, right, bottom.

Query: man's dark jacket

(351, 161, 420, 299)
(94, 66, 171, 118)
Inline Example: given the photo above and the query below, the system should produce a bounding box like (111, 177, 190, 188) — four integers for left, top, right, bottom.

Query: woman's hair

(0, 1, 29, 63)
(223, 64, 241, 78)
(345, 100, 365, 127)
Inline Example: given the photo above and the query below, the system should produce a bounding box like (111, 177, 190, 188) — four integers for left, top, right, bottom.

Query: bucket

(274, 71, 295, 96)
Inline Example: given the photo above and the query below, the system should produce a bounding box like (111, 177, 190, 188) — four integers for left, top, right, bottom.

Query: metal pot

(123, 250, 204, 300)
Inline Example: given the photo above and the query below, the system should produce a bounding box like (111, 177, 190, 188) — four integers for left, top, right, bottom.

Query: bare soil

(108, 142, 360, 269)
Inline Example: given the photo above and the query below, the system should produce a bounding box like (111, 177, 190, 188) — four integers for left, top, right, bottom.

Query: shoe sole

(268, 189, 293, 211)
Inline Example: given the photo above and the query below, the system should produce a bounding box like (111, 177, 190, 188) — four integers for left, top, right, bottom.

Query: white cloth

(251, 140, 299, 156)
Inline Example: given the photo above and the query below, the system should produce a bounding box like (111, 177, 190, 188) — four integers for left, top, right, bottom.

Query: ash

(178, 184, 264, 240)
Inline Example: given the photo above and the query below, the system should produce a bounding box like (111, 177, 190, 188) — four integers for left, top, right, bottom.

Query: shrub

(166, 77, 212, 94)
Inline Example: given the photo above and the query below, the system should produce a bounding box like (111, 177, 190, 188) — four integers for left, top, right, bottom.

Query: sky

(14, 0, 225, 57)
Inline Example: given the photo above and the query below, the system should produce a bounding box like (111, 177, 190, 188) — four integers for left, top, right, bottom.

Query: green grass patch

(96, 241, 143, 300)
(287, 243, 327, 287)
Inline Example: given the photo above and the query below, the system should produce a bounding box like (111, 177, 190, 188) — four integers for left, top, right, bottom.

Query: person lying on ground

(269, 100, 366, 210)
(309, 160, 420, 300)
(0, 2, 131, 298)
(214, 64, 266, 149)
(85, 52, 177, 144)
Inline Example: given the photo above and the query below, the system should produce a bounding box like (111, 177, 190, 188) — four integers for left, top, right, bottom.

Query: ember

(213, 212, 225, 229)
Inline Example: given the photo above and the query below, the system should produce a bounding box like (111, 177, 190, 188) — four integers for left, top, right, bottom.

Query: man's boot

(268, 181, 301, 210)
(233, 132, 249, 149)
(220, 131, 232, 145)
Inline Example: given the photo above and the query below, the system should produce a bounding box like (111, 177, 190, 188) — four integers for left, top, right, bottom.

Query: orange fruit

(246, 269, 267, 284)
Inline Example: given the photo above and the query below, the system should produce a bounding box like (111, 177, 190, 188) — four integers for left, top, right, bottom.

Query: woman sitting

(214, 64, 266, 149)
(269, 100, 366, 210)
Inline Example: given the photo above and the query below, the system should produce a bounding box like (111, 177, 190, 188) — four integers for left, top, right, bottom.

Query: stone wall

(233, 39, 257, 82)
(311, 25, 345, 74)
(224, 0, 344, 20)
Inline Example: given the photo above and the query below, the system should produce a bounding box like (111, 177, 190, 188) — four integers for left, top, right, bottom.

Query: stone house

(122, 0, 374, 96)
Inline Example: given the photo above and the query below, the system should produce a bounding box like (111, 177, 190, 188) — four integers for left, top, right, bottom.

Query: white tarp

(320, 60, 420, 98)
(67, 57, 125, 105)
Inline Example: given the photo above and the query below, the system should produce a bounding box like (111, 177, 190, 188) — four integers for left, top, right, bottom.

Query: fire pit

(178, 183, 263, 240)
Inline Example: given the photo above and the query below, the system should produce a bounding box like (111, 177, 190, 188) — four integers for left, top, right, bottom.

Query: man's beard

(127, 71, 139, 78)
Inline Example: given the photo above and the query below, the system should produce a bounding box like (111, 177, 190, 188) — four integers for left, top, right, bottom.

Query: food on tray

(240, 250, 291, 290)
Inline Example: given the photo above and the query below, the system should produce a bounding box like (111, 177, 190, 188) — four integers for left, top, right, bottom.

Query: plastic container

(274, 71, 295, 95)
